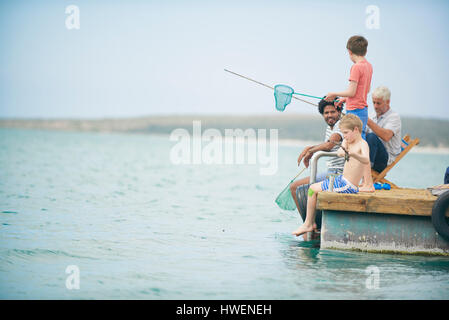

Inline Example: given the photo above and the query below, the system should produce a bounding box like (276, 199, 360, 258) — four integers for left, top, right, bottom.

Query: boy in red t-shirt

(325, 35, 374, 192)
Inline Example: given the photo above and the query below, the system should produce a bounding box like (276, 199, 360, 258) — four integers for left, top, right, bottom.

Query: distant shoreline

(1, 114, 448, 151)
(2, 125, 448, 155)
(277, 139, 449, 154)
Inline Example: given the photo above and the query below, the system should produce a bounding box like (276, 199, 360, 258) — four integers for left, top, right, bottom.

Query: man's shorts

(321, 175, 359, 194)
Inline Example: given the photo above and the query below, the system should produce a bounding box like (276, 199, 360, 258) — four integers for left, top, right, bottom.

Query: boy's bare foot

(359, 184, 375, 192)
(292, 224, 315, 237)
(300, 223, 319, 241)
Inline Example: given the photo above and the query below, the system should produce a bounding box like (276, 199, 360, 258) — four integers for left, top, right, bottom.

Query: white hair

(372, 86, 391, 101)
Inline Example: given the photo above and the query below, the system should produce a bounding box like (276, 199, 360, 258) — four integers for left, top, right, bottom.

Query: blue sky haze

(0, 0, 448, 119)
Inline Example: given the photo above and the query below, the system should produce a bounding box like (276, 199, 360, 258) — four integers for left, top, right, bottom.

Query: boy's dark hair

(318, 98, 342, 115)
(346, 35, 368, 56)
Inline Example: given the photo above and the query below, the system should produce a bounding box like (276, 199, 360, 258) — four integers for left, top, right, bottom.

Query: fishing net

(224, 67, 323, 110)
(275, 176, 323, 229)
(275, 182, 297, 211)
(274, 84, 325, 111)
(275, 167, 307, 210)
(274, 84, 294, 111)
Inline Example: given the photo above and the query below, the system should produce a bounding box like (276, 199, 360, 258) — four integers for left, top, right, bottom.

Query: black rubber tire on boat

(431, 190, 449, 241)
(296, 184, 309, 222)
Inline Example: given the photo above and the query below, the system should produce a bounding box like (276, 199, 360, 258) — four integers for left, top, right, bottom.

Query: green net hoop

(274, 84, 294, 111)
(275, 181, 297, 210)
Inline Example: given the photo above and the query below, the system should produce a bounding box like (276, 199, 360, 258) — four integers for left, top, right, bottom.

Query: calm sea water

(1, 128, 448, 299)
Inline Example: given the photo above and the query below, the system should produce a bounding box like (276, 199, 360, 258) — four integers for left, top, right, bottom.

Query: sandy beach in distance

(1, 115, 448, 154)
(278, 139, 449, 154)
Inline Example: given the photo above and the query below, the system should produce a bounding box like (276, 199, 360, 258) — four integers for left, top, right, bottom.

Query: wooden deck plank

(317, 188, 448, 216)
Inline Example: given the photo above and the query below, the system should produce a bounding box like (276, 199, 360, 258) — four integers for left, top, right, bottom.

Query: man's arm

(302, 133, 342, 167)
(367, 118, 394, 142)
(297, 145, 314, 166)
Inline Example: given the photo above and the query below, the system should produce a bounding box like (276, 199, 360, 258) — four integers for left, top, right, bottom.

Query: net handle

(293, 92, 324, 100)
(224, 69, 318, 107)
(290, 166, 307, 182)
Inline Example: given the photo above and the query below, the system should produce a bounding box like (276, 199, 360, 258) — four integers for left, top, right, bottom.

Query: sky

(0, 0, 448, 120)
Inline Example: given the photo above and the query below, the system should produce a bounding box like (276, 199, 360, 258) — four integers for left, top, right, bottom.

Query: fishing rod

(330, 140, 350, 162)
(224, 69, 318, 107)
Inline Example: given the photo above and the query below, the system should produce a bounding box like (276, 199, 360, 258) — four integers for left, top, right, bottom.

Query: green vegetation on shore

(1, 114, 448, 148)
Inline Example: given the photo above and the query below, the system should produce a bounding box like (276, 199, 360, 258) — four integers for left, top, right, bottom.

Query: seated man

(290, 98, 345, 214)
(366, 86, 402, 173)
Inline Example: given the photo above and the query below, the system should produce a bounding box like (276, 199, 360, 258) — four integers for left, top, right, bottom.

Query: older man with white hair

(366, 86, 402, 173)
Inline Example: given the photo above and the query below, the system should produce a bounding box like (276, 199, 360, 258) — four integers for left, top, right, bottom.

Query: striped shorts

(321, 175, 359, 194)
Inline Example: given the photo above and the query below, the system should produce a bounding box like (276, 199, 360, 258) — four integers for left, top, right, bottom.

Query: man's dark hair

(318, 98, 342, 114)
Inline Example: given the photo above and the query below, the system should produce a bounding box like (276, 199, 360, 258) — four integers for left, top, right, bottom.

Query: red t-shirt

(346, 60, 373, 110)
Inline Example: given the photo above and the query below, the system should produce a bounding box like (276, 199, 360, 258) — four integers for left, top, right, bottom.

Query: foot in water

(359, 184, 375, 192)
(303, 229, 321, 241)
(292, 223, 318, 237)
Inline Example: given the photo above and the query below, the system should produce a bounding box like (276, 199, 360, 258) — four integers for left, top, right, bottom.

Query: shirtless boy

(292, 114, 370, 237)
